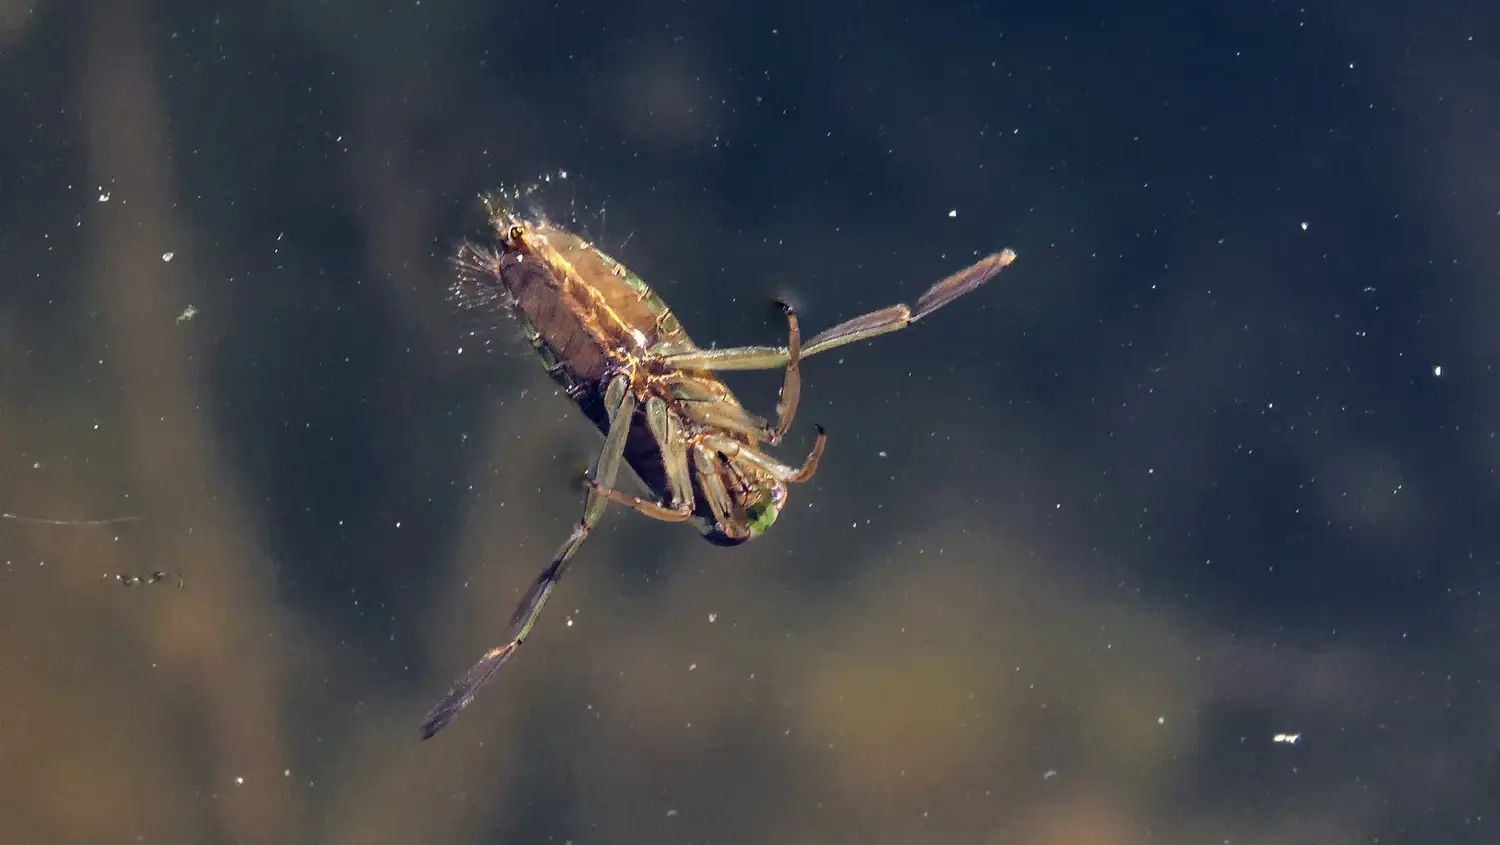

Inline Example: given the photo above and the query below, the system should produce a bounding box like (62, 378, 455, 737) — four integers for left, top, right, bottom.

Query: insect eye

(746, 486, 784, 539)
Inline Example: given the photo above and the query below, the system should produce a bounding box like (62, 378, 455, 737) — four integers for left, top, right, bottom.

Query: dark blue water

(1, 1, 1495, 843)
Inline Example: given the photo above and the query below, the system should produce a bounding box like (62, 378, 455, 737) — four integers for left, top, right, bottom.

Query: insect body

(422, 192, 1017, 739)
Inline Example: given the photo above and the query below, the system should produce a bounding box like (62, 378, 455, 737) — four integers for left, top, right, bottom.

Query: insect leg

(692, 442, 741, 536)
(705, 425, 827, 484)
(657, 250, 1018, 370)
(766, 301, 803, 445)
(584, 484, 693, 521)
(420, 373, 637, 740)
(647, 395, 695, 511)
(661, 303, 802, 444)
(585, 397, 696, 523)
(799, 250, 1017, 357)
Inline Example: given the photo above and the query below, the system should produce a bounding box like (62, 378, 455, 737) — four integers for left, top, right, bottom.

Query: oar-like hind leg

(657, 250, 1018, 371)
(420, 373, 637, 740)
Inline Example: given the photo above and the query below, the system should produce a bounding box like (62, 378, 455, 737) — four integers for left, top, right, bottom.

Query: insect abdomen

(497, 250, 615, 396)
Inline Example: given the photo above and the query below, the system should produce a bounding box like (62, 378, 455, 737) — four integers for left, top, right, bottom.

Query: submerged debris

(110, 570, 184, 590)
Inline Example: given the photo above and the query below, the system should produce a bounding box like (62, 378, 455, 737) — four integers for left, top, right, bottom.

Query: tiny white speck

(1300, 221, 1309, 230)
(283, 769, 291, 777)
(1273, 733, 1301, 744)
(708, 612, 717, 623)
(98, 191, 111, 202)
(161, 252, 175, 262)
(1157, 716, 1165, 725)
(1433, 365, 1442, 377)
(878, 450, 888, 458)
(688, 663, 697, 671)
(948, 209, 958, 218)
(235, 776, 244, 785)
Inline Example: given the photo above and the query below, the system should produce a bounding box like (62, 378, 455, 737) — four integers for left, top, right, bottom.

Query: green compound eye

(746, 482, 787, 538)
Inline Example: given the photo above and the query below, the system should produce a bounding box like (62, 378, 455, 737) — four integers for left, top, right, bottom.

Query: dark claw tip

(814, 423, 827, 435)
(776, 299, 795, 314)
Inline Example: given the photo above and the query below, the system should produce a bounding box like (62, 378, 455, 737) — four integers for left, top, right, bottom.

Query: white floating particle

(1433, 365, 1442, 377)
(1157, 716, 1165, 725)
(878, 450, 888, 458)
(948, 209, 958, 218)
(1299, 221, 1308, 231)
(98, 191, 111, 202)
(161, 251, 175, 262)
(176, 304, 197, 324)
(1273, 733, 1301, 744)
(688, 663, 698, 671)
(708, 612, 717, 623)
(235, 776, 244, 785)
